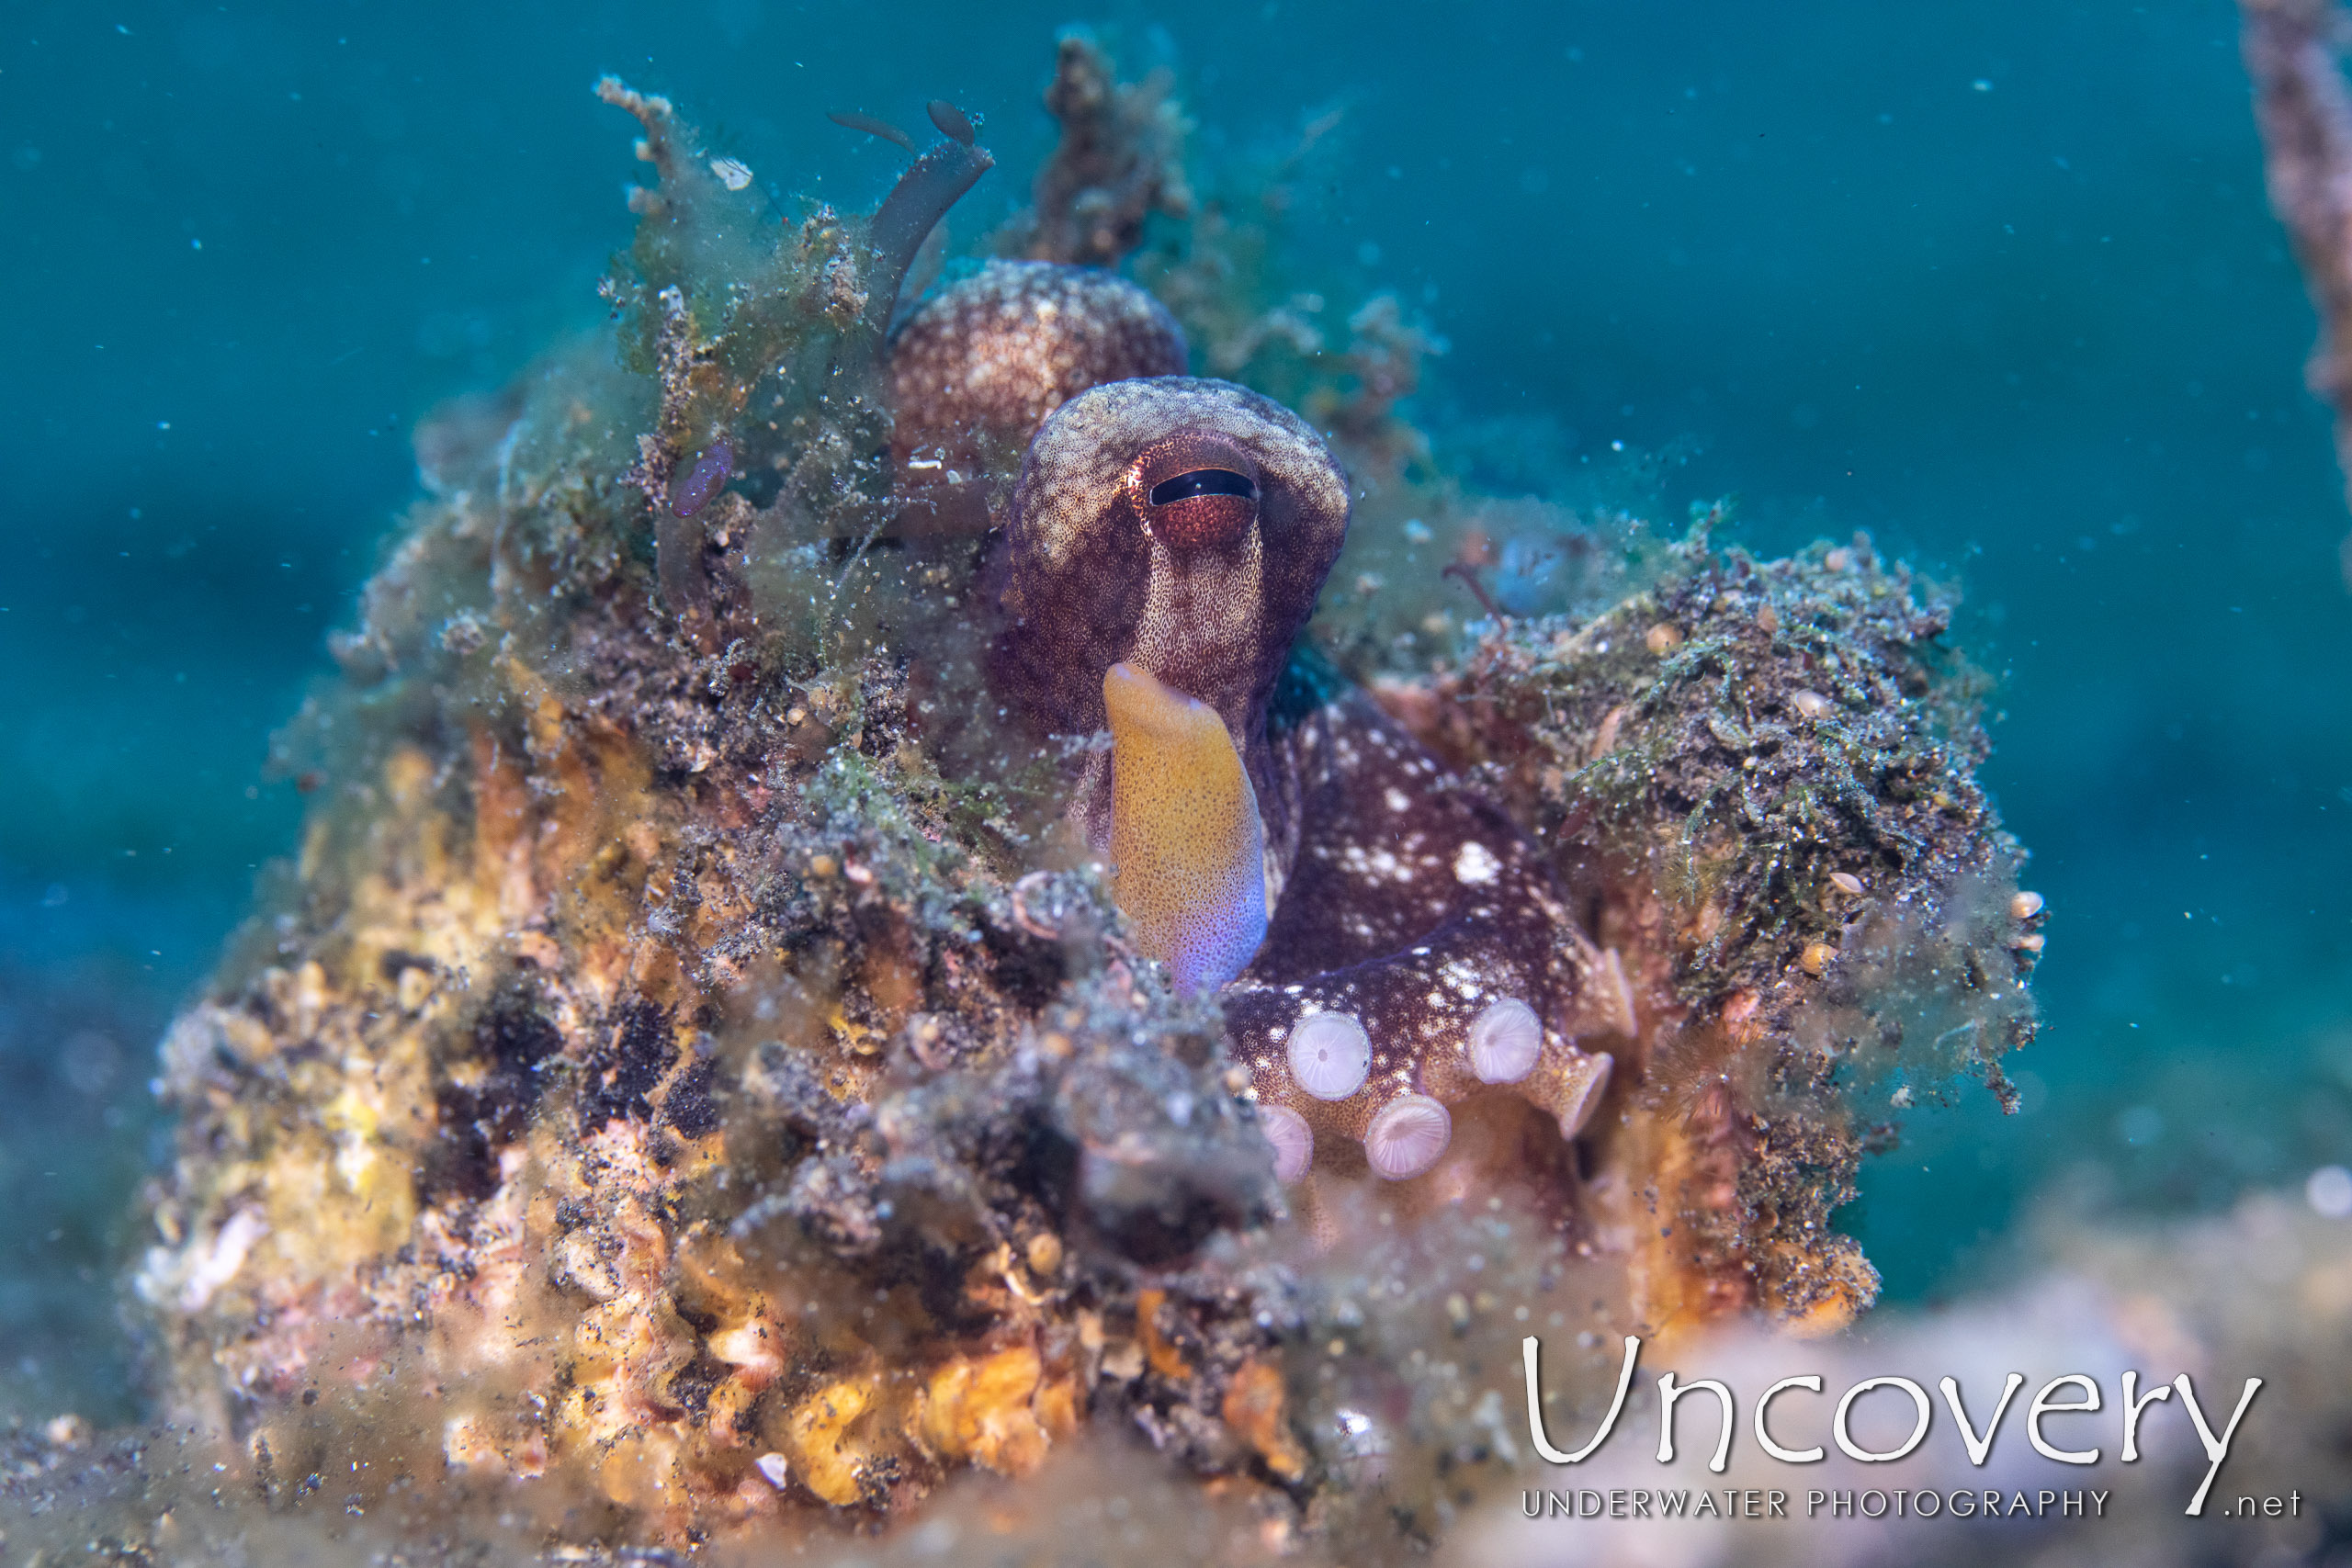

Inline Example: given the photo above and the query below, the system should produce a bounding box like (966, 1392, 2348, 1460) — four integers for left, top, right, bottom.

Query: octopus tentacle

(1226, 691, 1618, 1177)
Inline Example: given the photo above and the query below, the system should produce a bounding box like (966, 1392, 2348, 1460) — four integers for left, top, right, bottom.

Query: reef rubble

(111, 30, 2048, 1560)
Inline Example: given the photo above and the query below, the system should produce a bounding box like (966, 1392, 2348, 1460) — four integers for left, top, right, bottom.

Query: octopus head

(997, 376, 1350, 750)
(997, 378, 1350, 995)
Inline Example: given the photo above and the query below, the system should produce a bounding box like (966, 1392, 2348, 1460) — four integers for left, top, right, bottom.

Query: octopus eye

(1131, 433, 1262, 550)
(1148, 468, 1256, 505)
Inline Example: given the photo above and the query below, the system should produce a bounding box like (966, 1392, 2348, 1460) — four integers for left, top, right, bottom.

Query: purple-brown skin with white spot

(889, 261, 1186, 531)
(997, 376, 1623, 1184)
(1222, 687, 1626, 1179)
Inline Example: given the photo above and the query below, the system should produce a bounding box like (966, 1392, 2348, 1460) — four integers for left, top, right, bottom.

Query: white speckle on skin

(1384, 787, 1411, 813)
(1453, 841, 1501, 885)
(1340, 844, 1415, 883)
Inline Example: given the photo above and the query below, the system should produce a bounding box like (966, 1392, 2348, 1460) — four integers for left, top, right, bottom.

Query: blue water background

(3, 0, 2347, 1416)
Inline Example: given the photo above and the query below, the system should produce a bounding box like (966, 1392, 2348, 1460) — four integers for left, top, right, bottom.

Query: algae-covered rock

(1395, 522, 2040, 1337)
(126, 33, 2041, 1555)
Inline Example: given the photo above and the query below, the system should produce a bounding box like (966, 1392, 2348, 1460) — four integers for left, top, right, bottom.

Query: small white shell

(1468, 998, 1544, 1084)
(1555, 1052, 1615, 1138)
(1363, 1094, 1453, 1180)
(1287, 1011, 1371, 1101)
(1258, 1103, 1313, 1183)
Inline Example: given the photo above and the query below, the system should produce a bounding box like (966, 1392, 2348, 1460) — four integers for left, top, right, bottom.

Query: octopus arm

(1223, 693, 1620, 1177)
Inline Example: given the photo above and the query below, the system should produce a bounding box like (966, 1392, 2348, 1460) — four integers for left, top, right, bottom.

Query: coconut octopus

(885, 255, 1622, 1187)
